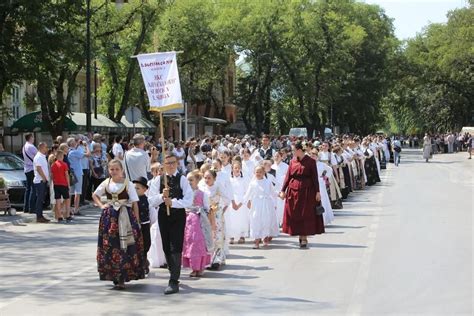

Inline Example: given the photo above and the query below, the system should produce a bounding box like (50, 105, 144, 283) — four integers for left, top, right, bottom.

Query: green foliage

(383, 5, 473, 134)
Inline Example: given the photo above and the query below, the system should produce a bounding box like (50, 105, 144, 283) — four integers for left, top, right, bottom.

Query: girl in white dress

(147, 163, 167, 268)
(225, 161, 250, 244)
(309, 149, 334, 225)
(241, 148, 255, 181)
(272, 150, 289, 227)
(198, 169, 232, 270)
(244, 166, 279, 249)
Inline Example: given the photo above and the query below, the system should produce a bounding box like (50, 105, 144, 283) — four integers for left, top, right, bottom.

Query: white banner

(136, 52, 183, 112)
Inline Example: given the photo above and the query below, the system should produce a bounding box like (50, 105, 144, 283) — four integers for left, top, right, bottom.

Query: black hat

(132, 176, 149, 189)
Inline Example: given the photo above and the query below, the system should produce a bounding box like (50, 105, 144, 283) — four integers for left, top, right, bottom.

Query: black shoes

(164, 280, 179, 295)
(206, 263, 220, 271)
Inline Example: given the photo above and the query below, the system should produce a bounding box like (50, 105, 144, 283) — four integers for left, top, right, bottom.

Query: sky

(363, 0, 469, 39)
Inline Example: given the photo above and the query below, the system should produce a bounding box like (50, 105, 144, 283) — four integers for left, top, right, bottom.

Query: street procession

(0, 0, 472, 315)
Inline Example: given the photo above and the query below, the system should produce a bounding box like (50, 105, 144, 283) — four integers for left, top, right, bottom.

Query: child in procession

(147, 162, 167, 268)
(244, 166, 279, 249)
(133, 176, 152, 274)
(182, 171, 212, 277)
(92, 159, 145, 290)
(226, 161, 250, 245)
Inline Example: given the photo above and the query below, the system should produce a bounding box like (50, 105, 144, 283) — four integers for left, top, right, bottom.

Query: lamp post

(85, 0, 92, 132)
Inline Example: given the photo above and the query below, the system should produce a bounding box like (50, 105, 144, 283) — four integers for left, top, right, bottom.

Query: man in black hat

(147, 153, 193, 294)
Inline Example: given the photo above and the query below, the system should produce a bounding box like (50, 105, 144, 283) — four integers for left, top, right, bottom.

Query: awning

(10, 111, 77, 133)
(171, 116, 228, 125)
(120, 116, 156, 132)
(70, 112, 122, 133)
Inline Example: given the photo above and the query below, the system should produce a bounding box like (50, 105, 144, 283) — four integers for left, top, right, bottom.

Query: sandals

(189, 271, 198, 278)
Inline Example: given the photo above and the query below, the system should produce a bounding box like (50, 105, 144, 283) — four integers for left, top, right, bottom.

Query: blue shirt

(68, 146, 85, 176)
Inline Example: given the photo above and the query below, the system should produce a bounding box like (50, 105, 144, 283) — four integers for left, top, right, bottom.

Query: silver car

(0, 152, 27, 209)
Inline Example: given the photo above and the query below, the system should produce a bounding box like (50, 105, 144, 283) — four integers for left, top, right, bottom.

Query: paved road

(0, 149, 472, 315)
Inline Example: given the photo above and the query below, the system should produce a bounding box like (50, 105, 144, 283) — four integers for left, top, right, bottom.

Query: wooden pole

(159, 111, 170, 216)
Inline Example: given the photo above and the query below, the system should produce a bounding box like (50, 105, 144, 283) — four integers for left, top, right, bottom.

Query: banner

(136, 52, 183, 112)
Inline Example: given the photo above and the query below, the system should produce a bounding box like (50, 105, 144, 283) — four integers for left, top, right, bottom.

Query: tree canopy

(1, 0, 471, 137)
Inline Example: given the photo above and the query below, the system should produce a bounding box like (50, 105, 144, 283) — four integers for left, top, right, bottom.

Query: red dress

(282, 155, 325, 236)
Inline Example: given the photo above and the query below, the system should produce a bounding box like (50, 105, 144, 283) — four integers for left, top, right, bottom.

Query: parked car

(0, 152, 27, 209)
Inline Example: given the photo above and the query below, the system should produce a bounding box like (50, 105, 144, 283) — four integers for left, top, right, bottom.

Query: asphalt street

(0, 149, 472, 315)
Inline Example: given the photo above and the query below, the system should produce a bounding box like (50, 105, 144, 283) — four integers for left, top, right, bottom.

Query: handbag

(315, 205, 325, 215)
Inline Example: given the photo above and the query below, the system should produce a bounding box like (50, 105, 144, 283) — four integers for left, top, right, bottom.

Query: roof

(120, 116, 156, 132)
(70, 112, 121, 133)
(10, 111, 77, 133)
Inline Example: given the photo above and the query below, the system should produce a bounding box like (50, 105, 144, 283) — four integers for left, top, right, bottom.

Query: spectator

(51, 150, 71, 222)
(90, 143, 106, 193)
(33, 142, 50, 223)
(67, 137, 91, 215)
(80, 136, 91, 204)
(124, 134, 152, 181)
(22, 133, 37, 213)
(112, 135, 124, 160)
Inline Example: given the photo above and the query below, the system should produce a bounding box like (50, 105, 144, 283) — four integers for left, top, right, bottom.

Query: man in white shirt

(112, 136, 124, 160)
(33, 142, 50, 223)
(124, 134, 154, 182)
(147, 153, 193, 295)
(22, 133, 38, 213)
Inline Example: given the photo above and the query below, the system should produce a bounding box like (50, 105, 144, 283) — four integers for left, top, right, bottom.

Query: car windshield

(0, 155, 24, 171)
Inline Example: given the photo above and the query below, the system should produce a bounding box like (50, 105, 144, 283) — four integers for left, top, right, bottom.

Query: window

(11, 86, 20, 120)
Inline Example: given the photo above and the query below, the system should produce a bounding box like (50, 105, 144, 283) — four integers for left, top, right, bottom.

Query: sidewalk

(0, 204, 100, 228)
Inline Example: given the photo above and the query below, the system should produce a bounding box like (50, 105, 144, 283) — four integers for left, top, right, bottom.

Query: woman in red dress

(279, 141, 324, 248)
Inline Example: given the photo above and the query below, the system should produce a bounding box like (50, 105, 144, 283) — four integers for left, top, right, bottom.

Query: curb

(0, 205, 101, 228)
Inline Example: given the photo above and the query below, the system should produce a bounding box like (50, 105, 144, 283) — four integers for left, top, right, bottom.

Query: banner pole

(160, 111, 170, 216)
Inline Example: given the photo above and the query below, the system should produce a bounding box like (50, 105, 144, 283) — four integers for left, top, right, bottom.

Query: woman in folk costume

(182, 171, 212, 278)
(341, 142, 354, 195)
(318, 142, 343, 209)
(345, 140, 358, 191)
(362, 139, 380, 186)
(423, 133, 432, 163)
(369, 137, 382, 178)
(271, 150, 289, 227)
(333, 145, 349, 200)
(93, 159, 145, 290)
(244, 166, 279, 249)
(353, 138, 367, 190)
(147, 163, 167, 268)
(309, 149, 334, 225)
(279, 141, 324, 248)
(225, 161, 250, 244)
(199, 169, 233, 270)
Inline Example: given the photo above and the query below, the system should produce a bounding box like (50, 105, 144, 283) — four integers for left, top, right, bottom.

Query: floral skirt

(97, 206, 146, 283)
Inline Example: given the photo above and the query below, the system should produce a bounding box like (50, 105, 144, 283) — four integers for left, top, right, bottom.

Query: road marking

(346, 166, 392, 315)
(0, 265, 95, 310)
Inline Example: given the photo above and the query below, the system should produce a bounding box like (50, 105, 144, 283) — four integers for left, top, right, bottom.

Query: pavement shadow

(326, 225, 365, 229)
(224, 264, 272, 271)
(193, 271, 259, 280)
(226, 254, 265, 260)
(179, 283, 252, 296)
(334, 211, 373, 217)
(309, 242, 366, 249)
